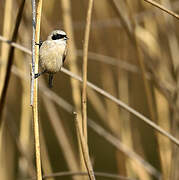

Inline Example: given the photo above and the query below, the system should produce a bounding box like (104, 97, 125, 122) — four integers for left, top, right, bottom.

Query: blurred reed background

(1, 0, 179, 179)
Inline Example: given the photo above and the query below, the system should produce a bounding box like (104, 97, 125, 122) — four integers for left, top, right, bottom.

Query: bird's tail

(49, 74, 54, 88)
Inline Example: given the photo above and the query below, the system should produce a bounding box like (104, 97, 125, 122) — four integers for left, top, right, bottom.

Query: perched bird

(35, 30, 68, 88)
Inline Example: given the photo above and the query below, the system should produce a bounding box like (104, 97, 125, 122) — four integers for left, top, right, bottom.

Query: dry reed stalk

(117, 72, 129, 177)
(0, 0, 25, 125)
(39, 124, 55, 180)
(3, 106, 36, 177)
(88, 120, 161, 179)
(116, 31, 139, 178)
(11, 64, 160, 178)
(77, 28, 173, 109)
(157, 1, 179, 179)
(136, 26, 163, 178)
(0, 35, 149, 78)
(16, 53, 32, 178)
(61, 67, 179, 146)
(102, 68, 127, 175)
(142, 1, 178, 179)
(1, 37, 179, 148)
(101, 68, 126, 174)
(141, 8, 172, 180)
(144, 0, 179, 19)
(31, 0, 43, 179)
(74, 112, 96, 180)
(122, 11, 165, 179)
(1, 37, 179, 150)
(31, 0, 36, 105)
(77, 50, 140, 74)
(155, 88, 171, 180)
(103, 0, 174, 100)
(127, 4, 156, 179)
(122, 3, 159, 179)
(0, 0, 13, 97)
(0, 114, 16, 180)
(135, 25, 174, 106)
(17, 6, 34, 175)
(61, 0, 82, 127)
(0, 35, 32, 54)
(42, 171, 135, 180)
(112, 0, 171, 125)
(82, 0, 94, 141)
(0, 1, 25, 178)
(0, 0, 13, 179)
(111, 8, 160, 175)
(112, 0, 133, 40)
(87, 88, 106, 121)
(91, 1, 128, 175)
(100, 69, 121, 147)
(118, 68, 147, 179)
(126, 0, 156, 123)
(41, 78, 79, 180)
(61, 0, 84, 176)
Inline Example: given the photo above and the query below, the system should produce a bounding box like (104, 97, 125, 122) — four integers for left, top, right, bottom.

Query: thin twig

(74, 112, 96, 180)
(32, 0, 43, 179)
(0, 35, 32, 55)
(0, 0, 25, 126)
(29, 171, 137, 180)
(42, 171, 136, 180)
(82, 0, 94, 142)
(144, 0, 179, 20)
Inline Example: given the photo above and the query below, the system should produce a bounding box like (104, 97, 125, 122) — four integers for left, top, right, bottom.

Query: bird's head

(47, 30, 69, 41)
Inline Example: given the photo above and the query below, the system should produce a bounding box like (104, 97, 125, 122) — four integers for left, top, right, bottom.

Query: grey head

(47, 30, 68, 41)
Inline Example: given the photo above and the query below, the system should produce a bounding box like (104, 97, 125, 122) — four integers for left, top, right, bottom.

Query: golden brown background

(1, 0, 179, 180)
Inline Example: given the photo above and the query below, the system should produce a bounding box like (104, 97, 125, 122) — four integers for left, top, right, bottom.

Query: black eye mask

(52, 34, 67, 40)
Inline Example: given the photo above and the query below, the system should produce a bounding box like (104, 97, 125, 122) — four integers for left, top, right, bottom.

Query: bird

(35, 30, 68, 88)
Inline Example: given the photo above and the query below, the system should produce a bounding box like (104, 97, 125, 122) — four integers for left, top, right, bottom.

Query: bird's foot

(34, 73, 41, 79)
(35, 40, 43, 47)
(34, 70, 47, 79)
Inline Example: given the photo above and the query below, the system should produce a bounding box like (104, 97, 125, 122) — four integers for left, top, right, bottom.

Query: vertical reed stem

(74, 112, 96, 180)
(31, 0, 43, 179)
(82, 0, 94, 142)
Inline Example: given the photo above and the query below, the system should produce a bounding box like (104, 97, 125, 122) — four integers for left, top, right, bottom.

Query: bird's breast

(39, 41, 66, 73)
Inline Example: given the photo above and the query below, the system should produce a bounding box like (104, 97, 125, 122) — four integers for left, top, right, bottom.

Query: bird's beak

(64, 36, 69, 40)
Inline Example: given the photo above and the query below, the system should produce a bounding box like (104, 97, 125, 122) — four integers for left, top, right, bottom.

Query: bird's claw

(34, 73, 40, 79)
(35, 40, 43, 47)
(35, 42, 40, 46)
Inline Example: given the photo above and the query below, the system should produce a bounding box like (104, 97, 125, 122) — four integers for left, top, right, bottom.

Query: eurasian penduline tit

(35, 30, 68, 88)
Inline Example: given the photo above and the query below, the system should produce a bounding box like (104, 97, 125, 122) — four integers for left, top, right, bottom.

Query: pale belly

(39, 41, 65, 73)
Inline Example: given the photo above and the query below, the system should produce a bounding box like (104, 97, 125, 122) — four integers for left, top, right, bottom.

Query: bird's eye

(52, 34, 66, 40)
